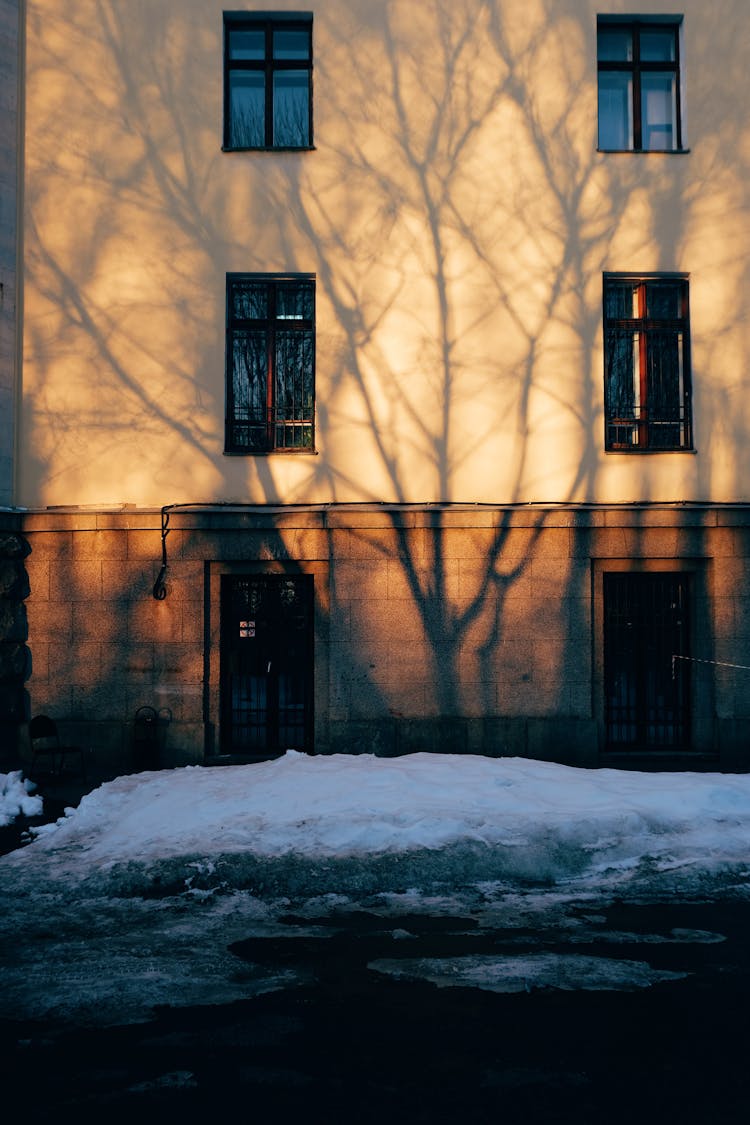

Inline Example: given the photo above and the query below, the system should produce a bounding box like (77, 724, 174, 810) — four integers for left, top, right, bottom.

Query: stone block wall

(0, 517, 29, 762)
(17, 504, 750, 776)
(22, 511, 204, 776)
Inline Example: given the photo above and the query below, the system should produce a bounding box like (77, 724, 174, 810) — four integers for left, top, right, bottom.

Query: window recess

(225, 274, 315, 454)
(603, 274, 692, 452)
(223, 12, 313, 150)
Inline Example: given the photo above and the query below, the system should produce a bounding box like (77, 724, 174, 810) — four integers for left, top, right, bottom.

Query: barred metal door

(221, 575, 313, 755)
(604, 572, 690, 750)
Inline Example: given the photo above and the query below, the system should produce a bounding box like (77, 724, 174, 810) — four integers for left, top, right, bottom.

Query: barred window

(603, 275, 692, 452)
(226, 275, 315, 454)
(223, 13, 312, 150)
(604, 572, 691, 750)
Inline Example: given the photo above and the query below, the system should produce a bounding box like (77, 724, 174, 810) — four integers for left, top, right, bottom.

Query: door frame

(204, 560, 329, 760)
(220, 572, 314, 756)
(592, 557, 715, 761)
(602, 570, 691, 750)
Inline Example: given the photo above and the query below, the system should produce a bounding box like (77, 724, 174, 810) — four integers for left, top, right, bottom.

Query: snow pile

(4, 752, 750, 896)
(0, 770, 42, 826)
(369, 953, 689, 993)
(4, 753, 750, 1026)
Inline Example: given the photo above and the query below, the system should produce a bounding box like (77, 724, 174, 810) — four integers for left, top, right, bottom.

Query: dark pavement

(2, 896, 749, 1124)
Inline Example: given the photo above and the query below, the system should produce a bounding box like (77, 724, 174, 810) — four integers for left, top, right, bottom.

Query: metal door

(221, 574, 313, 755)
(604, 572, 690, 750)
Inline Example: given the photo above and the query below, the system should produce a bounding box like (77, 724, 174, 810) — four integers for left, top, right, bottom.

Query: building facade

(4, 0, 750, 773)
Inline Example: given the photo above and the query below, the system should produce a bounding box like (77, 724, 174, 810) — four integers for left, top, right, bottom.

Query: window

(597, 17, 684, 151)
(603, 572, 691, 750)
(226, 275, 315, 453)
(223, 12, 312, 150)
(603, 275, 692, 451)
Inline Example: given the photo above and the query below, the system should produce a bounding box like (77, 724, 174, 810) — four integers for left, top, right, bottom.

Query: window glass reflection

(273, 30, 310, 60)
(230, 73, 265, 148)
(598, 73, 633, 150)
(641, 73, 676, 150)
(273, 71, 310, 147)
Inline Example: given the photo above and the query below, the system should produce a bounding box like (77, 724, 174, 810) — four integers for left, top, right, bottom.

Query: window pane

(598, 73, 633, 149)
(232, 332, 268, 417)
(274, 331, 314, 448)
(647, 331, 684, 447)
(231, 281, 268, 320)
(228, 29, 265, 60)
(274, 332, 314, 417)
(231, 331, 268, 449)
(641, 73, 676, 150)
(273, 71, 310, 146)
(605, 329, 640, 447)
(640, 29, 675, 62)
(598, 28, 632, 61)
(276, 282, 313, 321)
(647, 332, 682, 416)
(606, 331, 638, 412)
(230, 72, 265, 148)
(605, 281, 637, 319)
(646, 283, 681, 319)
(273, 29, 310, 60)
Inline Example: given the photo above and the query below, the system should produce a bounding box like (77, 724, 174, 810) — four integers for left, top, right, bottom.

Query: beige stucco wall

(16, 0, 750, 510)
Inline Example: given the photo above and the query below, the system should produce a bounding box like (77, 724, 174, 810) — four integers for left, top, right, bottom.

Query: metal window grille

(604, 276, 692, 452)
(226, 275, 315, 454)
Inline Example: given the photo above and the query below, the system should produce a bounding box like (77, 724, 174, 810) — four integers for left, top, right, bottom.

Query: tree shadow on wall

(21, 0, 750, 757)
(264, 0, 612, 734)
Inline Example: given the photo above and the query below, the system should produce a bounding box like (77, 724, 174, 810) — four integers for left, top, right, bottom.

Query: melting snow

(5, 751, 750, 894)
(2, 752, 750, 1025)
(0, 771, 42, 826)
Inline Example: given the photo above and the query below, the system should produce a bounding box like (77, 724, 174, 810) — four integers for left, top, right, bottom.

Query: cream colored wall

(0, 0, 20, 507)
(17, 0, 750, 508)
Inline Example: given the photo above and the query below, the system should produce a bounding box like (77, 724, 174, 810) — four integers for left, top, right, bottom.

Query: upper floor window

(604, 275, 692, 452)
(223, 12, 312, 150)
(226, 275, 315, 454)
(597, 17, 684, 151)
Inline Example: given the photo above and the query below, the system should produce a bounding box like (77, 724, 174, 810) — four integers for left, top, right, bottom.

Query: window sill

(597, 147, 690, 155)
(222, 145, 316, 153)
(224, 449, 319, 457)
(605, 447, 696, 454)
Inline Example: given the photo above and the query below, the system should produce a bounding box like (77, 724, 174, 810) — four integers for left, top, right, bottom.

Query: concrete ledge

(19, 504, 750, 536)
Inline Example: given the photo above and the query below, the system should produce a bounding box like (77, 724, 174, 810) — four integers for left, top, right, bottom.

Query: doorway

(220, 574, 314, 755)
(603, 571, 691, 750)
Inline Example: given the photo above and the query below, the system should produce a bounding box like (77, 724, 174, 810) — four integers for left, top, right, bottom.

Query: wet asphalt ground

(2, 894, 750, 1124)
(3, 778, 750, 1124)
